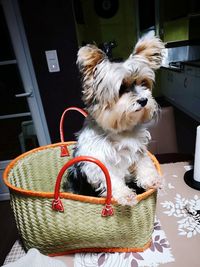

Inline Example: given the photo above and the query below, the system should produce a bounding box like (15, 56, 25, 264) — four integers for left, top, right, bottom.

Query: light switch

(45, 50, 60, 72)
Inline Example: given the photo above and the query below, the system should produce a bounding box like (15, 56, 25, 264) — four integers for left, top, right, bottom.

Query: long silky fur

(63, 36, 165, 206)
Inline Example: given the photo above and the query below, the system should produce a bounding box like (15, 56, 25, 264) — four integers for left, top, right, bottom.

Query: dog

(64, 36, 165, 206)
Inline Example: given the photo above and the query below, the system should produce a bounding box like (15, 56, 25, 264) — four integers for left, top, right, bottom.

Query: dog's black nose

(137, 98, 148, 107)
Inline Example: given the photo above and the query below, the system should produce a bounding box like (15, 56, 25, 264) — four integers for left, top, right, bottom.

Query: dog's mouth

(135, 107, 143, 112)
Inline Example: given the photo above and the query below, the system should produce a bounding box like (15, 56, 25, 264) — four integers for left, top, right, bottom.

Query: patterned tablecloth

(4, 162, 200, 267)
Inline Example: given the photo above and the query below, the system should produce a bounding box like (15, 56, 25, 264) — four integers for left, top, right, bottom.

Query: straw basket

(3, 107, 161, 256)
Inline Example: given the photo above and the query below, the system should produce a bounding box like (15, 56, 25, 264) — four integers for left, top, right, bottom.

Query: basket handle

(59, 107, 88, 157)
(52, 156, 114, 217)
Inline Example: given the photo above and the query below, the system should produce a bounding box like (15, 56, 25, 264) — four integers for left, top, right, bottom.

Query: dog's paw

(151, 179, 164, 190)
(140, 175, 164, 190)
(116, 192, 138, 206)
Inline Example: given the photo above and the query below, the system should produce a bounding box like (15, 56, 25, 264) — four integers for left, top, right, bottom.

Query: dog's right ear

(131, 36, 165, 70)
(77, 45, 106, 75)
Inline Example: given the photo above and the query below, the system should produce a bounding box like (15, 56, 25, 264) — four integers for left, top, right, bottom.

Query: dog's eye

(119, 83, 130, 96)
(131, 81, 136, 87)
(141, 80, 147, 87)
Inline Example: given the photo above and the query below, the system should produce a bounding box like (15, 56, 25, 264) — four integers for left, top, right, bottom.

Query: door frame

(2, 0, 51, 146)
(0, 0, 51, 200)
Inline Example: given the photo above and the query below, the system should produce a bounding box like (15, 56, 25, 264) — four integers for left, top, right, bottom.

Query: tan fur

(135, 77, 153, 90)
(133, 37, 164, 69)
(95, 95, 146, 133)
(77, 45, 106, 75)
(128, 163, 137, 175)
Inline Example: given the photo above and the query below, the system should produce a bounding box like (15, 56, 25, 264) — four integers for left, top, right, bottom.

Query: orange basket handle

(52, 156, 114, 217)
(59, 107, 87, 157)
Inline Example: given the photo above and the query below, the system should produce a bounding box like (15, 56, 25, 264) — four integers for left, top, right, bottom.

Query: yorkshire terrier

(64, 36, 165, 206)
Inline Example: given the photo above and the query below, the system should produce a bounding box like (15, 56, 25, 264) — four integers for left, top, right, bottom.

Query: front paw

(139, 175, 164, 190)
(113, 189, 138, 206)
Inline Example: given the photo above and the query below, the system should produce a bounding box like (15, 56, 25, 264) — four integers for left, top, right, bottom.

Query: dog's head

(77, 36, 165, 133)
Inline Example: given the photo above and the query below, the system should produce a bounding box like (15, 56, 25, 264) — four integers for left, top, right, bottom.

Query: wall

(160, 0, 200, 42)
(18, 0, 163, 144)
(19, 0, 83, 142)
(74, 0, 137, 60)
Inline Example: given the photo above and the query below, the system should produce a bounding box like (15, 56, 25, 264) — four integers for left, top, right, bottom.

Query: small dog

(65, 36, 165, 206)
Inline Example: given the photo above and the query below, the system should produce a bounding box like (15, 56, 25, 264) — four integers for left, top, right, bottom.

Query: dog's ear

(131, 36, 165, 70)
(77, 45, 106, 75)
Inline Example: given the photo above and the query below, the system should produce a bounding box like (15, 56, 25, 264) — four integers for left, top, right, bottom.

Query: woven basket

(3, 107, 161, 256)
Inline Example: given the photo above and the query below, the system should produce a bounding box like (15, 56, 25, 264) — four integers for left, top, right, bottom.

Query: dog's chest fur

(76, 120, 151, 173)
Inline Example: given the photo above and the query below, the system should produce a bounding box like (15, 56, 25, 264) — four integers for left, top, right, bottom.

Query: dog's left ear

(131, 36, 165, 70)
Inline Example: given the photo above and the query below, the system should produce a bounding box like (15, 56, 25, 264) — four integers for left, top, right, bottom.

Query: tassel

(52, 198, 64, 212)
(101, 204, 114, 217)
(60, 145, 70, 157)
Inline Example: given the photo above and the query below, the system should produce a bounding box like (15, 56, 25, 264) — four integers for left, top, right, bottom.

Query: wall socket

(45, 50, 60, 72)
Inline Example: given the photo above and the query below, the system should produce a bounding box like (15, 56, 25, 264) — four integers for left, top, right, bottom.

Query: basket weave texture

(4, 142, 158, 255)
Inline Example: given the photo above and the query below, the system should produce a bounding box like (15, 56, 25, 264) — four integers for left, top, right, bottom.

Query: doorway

(0, 0, 51, 200)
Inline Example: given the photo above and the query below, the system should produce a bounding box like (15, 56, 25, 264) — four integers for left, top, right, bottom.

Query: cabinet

(161, 66, 200, 122)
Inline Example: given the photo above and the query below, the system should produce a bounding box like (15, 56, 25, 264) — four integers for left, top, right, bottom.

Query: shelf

(165, 39, 200, 48)
(0, 60, 17, 66)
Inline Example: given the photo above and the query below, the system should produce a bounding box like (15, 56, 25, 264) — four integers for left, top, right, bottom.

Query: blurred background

(1, 0, 200, 200)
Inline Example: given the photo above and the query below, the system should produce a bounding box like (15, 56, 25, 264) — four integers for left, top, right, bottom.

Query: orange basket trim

(49, 240, 152, 256)
(3, 143, 158, 204)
